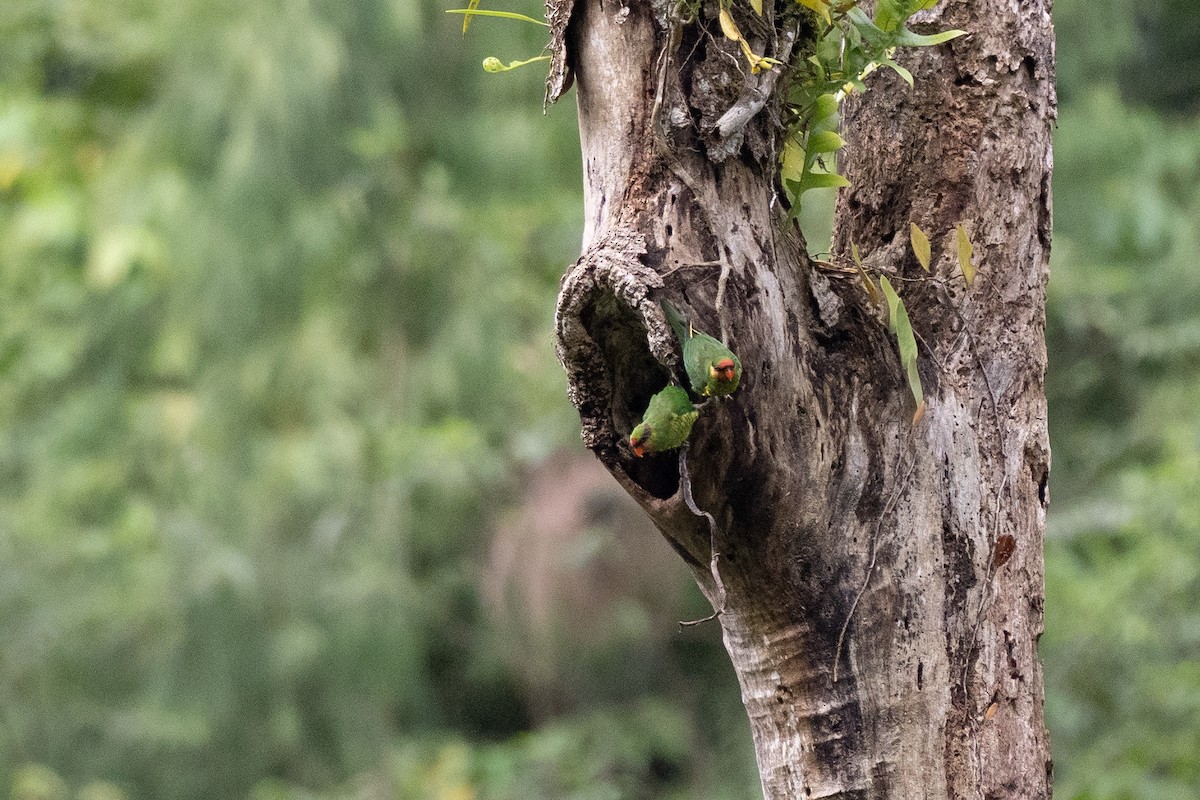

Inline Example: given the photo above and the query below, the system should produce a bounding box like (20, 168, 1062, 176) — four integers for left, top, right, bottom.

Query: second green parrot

(629, 385, 698, 457)
(662, 301, 742, 398)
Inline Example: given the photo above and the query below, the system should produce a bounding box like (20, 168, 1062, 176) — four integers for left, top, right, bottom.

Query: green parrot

(629, 385, 699, 457)
(662, 301, 743, 398)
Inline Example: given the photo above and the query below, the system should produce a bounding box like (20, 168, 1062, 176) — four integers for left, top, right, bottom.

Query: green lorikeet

(662, 301, 743, 398)
(629, 385, 699, 457)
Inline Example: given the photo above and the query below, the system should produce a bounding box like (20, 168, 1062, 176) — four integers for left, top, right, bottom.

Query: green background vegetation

(1, 1, 1197, 798)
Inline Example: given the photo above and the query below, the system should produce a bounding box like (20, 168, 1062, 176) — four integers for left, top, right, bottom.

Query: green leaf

(874, 0, 908, 33)
(807, 130, 846, 154)
(880, 58, 914, 87)
(798, 170, 851, 192)
(813, 31, 842, 67)
(910, 221, 931, 271)
(955, 223, 976, 287)
(845, 7, 891, 46)
(877, 0, 945, 29)
(445, 8, 549, 26)
(781, 139, 806, 183)
(892, 27, 967, 47)
(880, 276, 924, 416)
(880, 275, 900, 335)
(810, 93, 840, 128)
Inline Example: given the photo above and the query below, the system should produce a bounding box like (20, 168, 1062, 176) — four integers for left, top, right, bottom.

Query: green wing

(631, 385, 698, 455)
(684, 333, 742, 397)
(661, 300, 743, 397)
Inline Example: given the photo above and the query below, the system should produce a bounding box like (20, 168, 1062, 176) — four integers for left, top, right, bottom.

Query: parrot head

(711, 358, 738, 385)
(701, 356, 741, 396)
(629, 422, 653, 457)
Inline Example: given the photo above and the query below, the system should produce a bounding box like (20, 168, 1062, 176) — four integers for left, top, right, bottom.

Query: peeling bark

(548, 0, 1055, 797)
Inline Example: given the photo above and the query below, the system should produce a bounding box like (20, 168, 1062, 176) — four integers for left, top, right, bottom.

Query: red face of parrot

(630, 426, 652, 457)
(711, 358, 737, 384)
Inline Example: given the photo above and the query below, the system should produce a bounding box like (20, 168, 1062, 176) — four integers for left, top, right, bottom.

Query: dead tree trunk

(549, 1, 1055, 797)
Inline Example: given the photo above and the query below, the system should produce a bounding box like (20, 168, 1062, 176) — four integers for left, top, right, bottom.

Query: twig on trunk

(678, 444, 728, 627)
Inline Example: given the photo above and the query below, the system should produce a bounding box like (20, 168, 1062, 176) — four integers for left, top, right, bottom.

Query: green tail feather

(661, 300, 692, 346)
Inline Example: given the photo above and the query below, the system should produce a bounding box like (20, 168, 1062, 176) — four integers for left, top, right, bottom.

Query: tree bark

(549, 1, 1055, 798)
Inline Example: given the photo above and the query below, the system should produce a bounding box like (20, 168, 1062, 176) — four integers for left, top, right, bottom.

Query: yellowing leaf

(738, 39, 781, 73)
(719, 11, 780, 73)
(852, 242, 881, 308)
(955, 222, 976, 287)
(461, 0, 480, 33)
(750, 0, 763, 14)
(794, 0, 832, 25)
(910, 221, 930, 271)
(880, 276, 924, 415)
(719, 8, 742, 41)
(754, 56, 783, 73)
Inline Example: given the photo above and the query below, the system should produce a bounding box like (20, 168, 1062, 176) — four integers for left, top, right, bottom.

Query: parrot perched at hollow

(629, 385, 698, 457)
(662, 301, 743, 398)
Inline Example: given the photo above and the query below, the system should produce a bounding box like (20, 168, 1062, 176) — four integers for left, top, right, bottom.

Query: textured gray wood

(549, 1, 1055, 797)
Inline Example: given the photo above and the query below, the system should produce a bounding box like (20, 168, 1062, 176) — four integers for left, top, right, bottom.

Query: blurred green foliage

(1044, 4, 1200, 796)
(0, 0, 758, 797)
(0, 0, 1197, 798)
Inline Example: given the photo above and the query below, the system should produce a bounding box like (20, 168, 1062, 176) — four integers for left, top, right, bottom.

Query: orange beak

(631, 442, 646, 458)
